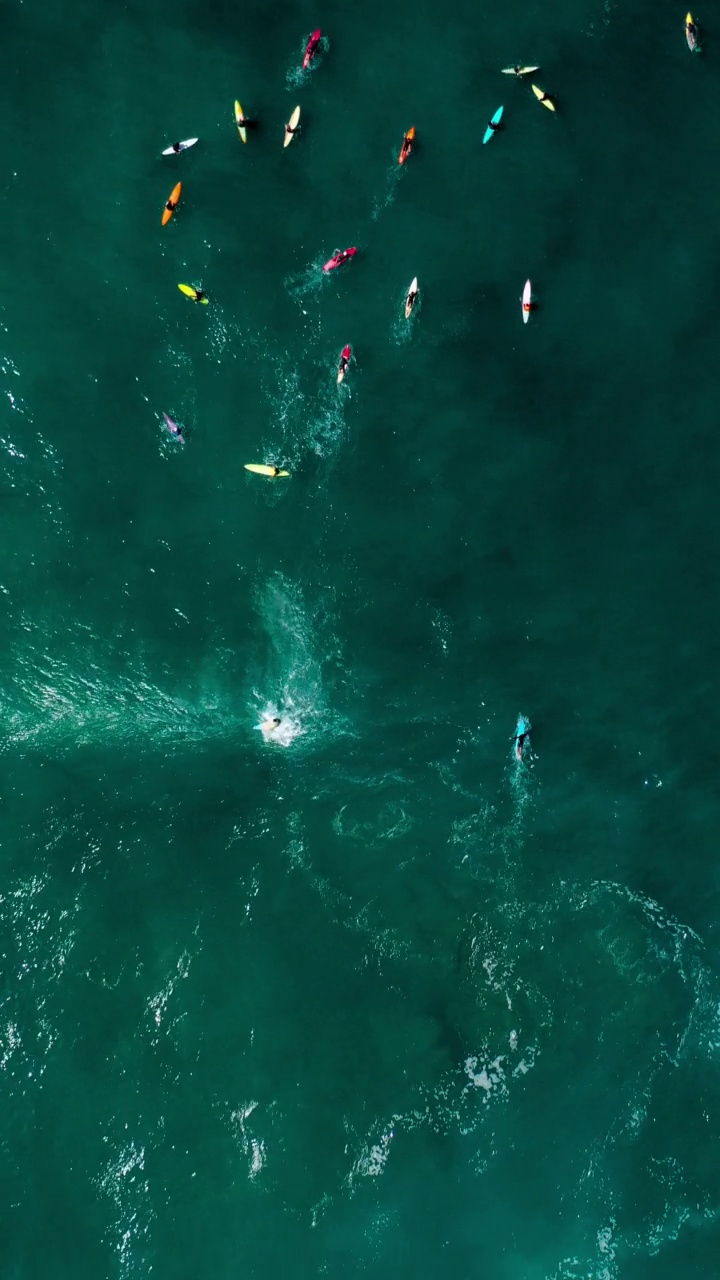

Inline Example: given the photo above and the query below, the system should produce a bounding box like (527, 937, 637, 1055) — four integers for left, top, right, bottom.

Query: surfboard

(303, 28, 321, 69)
(162, 139, 198, 156)
(244, 464, 290, 477)
(686, 12, 700, 49)
(399, 127, 416, 165)
(532, 85, 556, 111)
(405, 278, 419, 319)
(162, 182, 181, 225)
(323, 247, 356, 273)
(337, 344, 351, 385)
(178, 283, 208, 304)
(162, 413, 185, 443)
(284, 106, 301, 147)
(514, 714, 531, 762)
(483, 107, 504, 144)
(501, 65, 539, 76)
(522, 279, 532, 323)
(234, 101, 247, 144)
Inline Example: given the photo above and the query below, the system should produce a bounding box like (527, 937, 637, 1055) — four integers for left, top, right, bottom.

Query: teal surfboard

(483, 106, 504, 144)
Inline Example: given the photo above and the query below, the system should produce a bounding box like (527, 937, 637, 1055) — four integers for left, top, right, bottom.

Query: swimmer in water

(260, 716, 282, 741)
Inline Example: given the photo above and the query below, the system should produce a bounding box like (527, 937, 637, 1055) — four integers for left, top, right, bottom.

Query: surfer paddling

(162, 413, 185, 443)
(513, 715, 532, 762)
(337, 345, 351, 384)
(399, 128, 416, 165)
(260, 716, 282, 742)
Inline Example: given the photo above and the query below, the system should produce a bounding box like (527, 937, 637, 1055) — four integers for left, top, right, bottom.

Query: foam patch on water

(515, 878, 718, 1274)
(285, 34, 329, 89)
(348, 1123, 396, 1182)
(0, 864, 81, 1083)
(3, 623, 247, 750)
(146, 947, 194, 1047)
(331, 790, 414, 847)
(97, 1137, 155, 1279)
(371, 159, 403, 221)
(321, 782, 718, 1277)
(229, 1101, 267, 1182)
(284, 255, 334, 303)
(390, 283, 421, 346)
(431, 607, 452, 656)
(0, 349, 66, 528)
(251, 572, 349, 751)
(206, 305, 242, 365)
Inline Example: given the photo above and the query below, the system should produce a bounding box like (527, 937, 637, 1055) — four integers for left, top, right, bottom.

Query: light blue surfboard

(483, 105, 504, 144)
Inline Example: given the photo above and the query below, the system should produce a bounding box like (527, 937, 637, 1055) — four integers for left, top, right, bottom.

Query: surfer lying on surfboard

(686, 13, 700, 49)
(512, 715, 532, 762)
(323, 247, 356, 273)
(337, 345, 351, 384)
(399, 128, 416, 165)
(303, 29, 322, 70)
(244, 463, 290, 478)
(162, 413, 185, 443)
(178, 284, 207, 303)
(405, 279, 419, 318)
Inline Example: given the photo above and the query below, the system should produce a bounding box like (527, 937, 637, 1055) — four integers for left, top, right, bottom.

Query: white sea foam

(229, 1101, 267, 1182)
(97, 1138, 155, 1279)
(146, 948, 193, 1044)
(346, 1120, 398, 1189)
(3, 620, 247, 750)
(371, 159, 402, 221)
(251, 572, 348, 750)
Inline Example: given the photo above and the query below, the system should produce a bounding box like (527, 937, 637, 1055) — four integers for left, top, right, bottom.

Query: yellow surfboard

(284, 106, 301, 148)
(532, 84, 556, 111)
(244, 464, 290, 478)
(234, 100, 247, 144)
(178, 283, 209, 304)
(686, 12, 700, 49)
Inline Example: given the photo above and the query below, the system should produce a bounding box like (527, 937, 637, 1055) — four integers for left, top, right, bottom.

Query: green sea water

(2, 0, 720, 1274)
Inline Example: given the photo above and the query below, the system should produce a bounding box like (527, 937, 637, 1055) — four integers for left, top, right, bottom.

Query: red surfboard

(322, 247, 356, 273)
(399, 127, 416, 165)
(303, 29, 321, 69)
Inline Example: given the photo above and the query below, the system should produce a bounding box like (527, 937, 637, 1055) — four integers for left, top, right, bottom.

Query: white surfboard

(284, 106, 301, 147)
(162, 138, 199, 156)
(522, 279, 532, 323)
(405, 277, 419, 319)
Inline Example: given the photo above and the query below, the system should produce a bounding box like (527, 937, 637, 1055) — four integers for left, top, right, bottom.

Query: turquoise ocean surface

(2, 0, 720, 1274)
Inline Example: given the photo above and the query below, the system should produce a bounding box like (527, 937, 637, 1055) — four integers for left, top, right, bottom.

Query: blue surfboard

(513, 713, 531, 762)
(483, 106, 504, 144)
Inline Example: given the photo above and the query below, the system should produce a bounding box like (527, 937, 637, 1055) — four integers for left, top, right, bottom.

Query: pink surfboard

(323, 247, 356, 273)
(303, 29, 321, 69)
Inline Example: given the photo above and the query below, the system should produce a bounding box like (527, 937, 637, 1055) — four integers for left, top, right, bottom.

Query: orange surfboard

(399, 126, 415, 165)
(162, 181, 182, 226)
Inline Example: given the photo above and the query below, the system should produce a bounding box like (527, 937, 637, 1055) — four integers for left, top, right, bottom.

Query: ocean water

(2, 0, 720, 1274)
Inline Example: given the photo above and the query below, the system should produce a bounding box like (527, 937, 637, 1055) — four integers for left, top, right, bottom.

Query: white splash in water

(230, 1101, 267, 1181)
